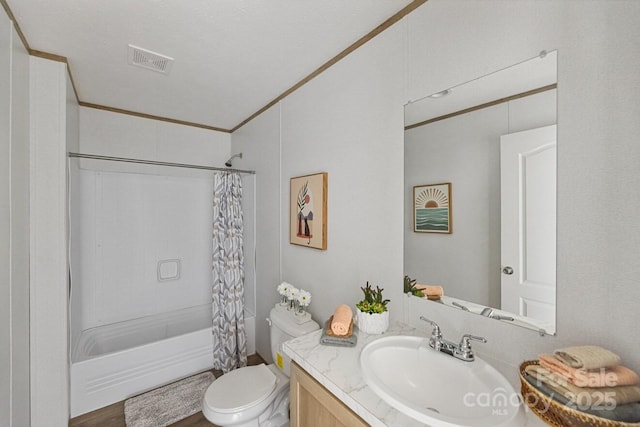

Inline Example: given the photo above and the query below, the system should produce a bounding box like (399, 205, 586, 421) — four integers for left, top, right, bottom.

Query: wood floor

(69, 353, 266, 427)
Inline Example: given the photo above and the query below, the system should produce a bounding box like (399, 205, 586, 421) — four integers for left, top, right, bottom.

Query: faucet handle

(460, 334, 487, 347)
(419, 316, 441, 335)
(419, 316, 443, 350)
(457, 334, 487, 361)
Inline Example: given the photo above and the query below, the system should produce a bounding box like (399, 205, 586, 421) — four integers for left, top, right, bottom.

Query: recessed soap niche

(157, 259, 181, 282)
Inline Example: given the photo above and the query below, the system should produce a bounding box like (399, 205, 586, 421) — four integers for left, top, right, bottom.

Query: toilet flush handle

(266, 317, 272, 326)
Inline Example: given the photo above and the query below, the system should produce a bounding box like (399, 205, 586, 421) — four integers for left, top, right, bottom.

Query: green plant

(404, 275, 424, 297)
(356, 282, 390, 314)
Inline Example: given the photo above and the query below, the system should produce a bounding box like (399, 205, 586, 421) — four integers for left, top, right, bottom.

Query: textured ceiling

(7, 0, 416, 130)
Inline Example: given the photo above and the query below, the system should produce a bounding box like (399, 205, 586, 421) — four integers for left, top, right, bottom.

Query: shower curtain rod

(68, 152, 256, 175)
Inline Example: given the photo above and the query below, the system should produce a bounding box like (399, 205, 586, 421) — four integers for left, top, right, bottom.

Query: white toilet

(203, 305, 320, 427)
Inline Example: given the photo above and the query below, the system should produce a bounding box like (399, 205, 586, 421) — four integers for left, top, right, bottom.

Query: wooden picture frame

(413, 182, 452, 233)
(290, 172, 328, 249)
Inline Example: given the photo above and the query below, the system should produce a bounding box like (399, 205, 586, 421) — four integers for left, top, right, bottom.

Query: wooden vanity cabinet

(290, 361, 369, 427)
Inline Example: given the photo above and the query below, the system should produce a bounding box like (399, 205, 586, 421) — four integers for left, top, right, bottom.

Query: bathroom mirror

(404, 51, 557, 335)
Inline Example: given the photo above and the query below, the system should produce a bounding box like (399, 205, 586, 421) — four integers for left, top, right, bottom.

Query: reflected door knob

(502, 266, 514, 275)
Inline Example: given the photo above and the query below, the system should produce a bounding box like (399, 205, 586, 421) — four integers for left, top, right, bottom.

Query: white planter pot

(355, 309, 389, 335)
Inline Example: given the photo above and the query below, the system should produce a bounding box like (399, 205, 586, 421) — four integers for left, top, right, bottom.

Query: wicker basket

(519, 361, 640, 427)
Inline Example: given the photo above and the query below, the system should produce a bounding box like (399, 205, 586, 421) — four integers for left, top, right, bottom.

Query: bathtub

(70, 304, 256, 417)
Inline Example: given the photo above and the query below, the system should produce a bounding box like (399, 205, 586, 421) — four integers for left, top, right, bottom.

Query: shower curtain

(211, 172, 247, 372)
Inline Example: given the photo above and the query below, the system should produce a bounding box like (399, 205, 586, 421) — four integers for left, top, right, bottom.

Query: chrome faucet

(419, 316, 487, 362)
(480, 307, 515, 321)
(457, 334, 488, 361)
(452, 301, 470, 311)
(480, 307, 494, 317)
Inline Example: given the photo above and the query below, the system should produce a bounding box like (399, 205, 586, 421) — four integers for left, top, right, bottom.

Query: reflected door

(500, 125, 556, 330)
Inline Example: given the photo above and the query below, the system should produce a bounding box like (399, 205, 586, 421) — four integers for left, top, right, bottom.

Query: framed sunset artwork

(290, 172, 327, 250)
(413, 183, 452, 233)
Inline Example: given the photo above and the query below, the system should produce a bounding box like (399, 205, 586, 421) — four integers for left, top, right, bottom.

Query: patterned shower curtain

(211, 172, 247, 372)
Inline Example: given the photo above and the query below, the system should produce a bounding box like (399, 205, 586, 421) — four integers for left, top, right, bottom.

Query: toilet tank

(268, 306, 319, 376)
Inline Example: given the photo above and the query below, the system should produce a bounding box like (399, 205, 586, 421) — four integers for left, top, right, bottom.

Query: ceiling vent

(127, 44, 174, 74)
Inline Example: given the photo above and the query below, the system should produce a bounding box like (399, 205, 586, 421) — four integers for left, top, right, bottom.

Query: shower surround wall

(69, 163, 257, 415)
(70, 166, 215, 331)
(69, 161, 257, 336)
(71, 107, 234, 337)
(69, 107, 257, 415)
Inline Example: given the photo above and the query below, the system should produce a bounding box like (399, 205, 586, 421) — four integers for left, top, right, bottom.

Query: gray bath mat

(124, 371, 214, 427)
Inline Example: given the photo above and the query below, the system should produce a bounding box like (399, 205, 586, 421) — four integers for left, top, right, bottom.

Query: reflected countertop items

(434, 295, 554, 336)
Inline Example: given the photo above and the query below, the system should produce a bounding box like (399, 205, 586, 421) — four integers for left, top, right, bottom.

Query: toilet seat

(205, 364, 277, 413)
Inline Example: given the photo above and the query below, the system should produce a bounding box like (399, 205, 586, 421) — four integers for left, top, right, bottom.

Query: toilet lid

(205, 364, 277, 413)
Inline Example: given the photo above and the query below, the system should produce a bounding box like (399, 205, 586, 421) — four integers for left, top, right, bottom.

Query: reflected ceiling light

(428, 89, 451, 99)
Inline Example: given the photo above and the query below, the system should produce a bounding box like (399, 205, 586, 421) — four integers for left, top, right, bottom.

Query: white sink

(359, 335, 524, 427)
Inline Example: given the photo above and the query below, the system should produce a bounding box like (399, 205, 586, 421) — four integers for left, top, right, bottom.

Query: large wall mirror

(404, 51, 557, 335)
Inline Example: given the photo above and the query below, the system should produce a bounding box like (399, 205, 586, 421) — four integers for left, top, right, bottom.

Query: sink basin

(360, 335, 524, 427)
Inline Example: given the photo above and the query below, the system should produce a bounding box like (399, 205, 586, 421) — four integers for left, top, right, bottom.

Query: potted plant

(355, 282, 390, 334)
(404, 275, 424, 297)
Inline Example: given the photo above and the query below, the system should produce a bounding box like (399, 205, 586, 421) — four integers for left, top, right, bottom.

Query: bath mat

(124, 371, 214, 427)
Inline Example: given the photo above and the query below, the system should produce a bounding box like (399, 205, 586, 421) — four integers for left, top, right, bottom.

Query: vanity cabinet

(290, 361, 369, 427)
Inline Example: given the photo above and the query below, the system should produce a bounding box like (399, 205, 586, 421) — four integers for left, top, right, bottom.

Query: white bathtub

(70, 304, 256, 417)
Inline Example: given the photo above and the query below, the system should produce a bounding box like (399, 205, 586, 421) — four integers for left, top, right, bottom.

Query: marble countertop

(282, 320, 547, 427)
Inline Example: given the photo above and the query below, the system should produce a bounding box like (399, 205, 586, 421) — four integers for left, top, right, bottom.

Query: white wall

(79, 107, 231, 166)
(241, 173, 257, 317)
(9, 20, 31, 427)
(231, 104, 282, 362)
(67, 76, 79, 152)
(0, 10, 12, 426)
(0, 11, 30, 426)
(29, 56, 75, 427)
(404, 90, 556, 308)
(240, 0, 640, 385)
(279, 22, 406, 325)
(233, 17, 406, 361)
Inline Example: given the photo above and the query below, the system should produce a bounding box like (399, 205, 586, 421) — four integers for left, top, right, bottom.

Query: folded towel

(330, 304, 353, 336)
(555, 345, 621, 370)
(320, 320, 357, 347)
(525, 364, 640, 407)
(414, 284, 444, 298)
(524, 372, 640, 423)
(539, 353, 639, 388)
(325, 315, 353, 338)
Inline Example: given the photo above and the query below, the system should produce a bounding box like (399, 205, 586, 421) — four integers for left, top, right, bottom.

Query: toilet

(203, 305, 320, 427)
